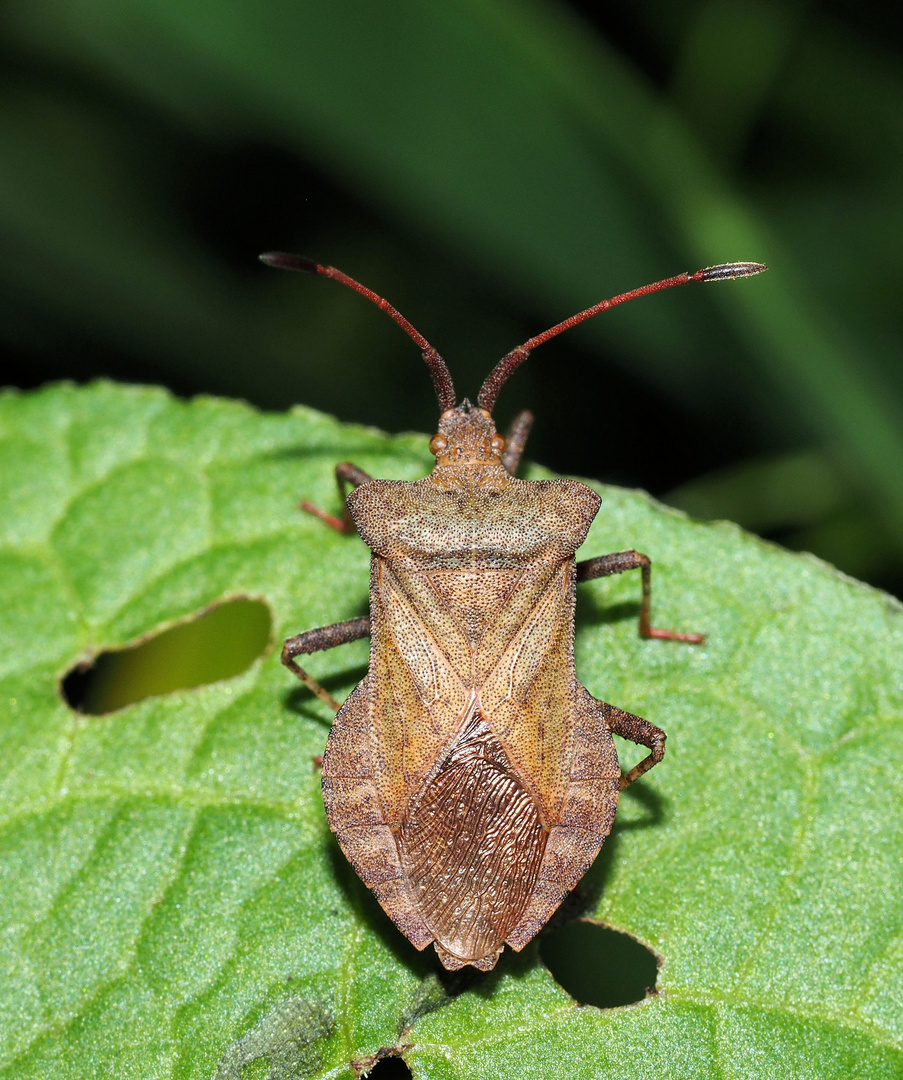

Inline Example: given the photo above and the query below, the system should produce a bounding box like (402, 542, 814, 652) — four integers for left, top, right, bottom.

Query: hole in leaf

(540, 920, 659, 1008)
(62, 597, 272, 714)
(365, 1056, 412, 1080)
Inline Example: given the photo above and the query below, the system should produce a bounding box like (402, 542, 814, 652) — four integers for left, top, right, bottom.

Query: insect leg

(500, 410, 534, 474)
(601, 702, 666, 789)
(301, 462, 373, 533)
(282, 616, 371, 713)
(576, 549, 704, 644)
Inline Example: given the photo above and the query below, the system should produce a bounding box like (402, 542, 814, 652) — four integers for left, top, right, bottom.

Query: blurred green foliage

(2, 0, 903, 593)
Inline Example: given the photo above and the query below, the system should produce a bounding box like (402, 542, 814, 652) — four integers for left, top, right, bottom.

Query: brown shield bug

(262, 252, 766, 971)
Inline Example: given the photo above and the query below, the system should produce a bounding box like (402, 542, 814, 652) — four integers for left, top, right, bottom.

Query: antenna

(260, 252, 457, 412)
(477, 262, 767, 413)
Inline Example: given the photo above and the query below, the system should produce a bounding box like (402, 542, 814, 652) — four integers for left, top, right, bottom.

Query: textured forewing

(380, 561, 473, 678)
(369, 558, 468, 823)
(479, 561, 573, 723)
(479, 561, 577, 821)
(507, 618, 578, 820)
(474, 561, 559, 682)
(378, 560, 471, 698)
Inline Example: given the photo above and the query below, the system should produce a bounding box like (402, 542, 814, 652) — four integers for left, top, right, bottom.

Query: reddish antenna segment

(262, 253, 766, 417)
(260, 251, 456, 412)
(477, 261, 767, 412)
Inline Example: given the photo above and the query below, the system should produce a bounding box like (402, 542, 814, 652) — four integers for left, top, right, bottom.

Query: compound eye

(490, 434, 506, 454)
(429, 433, 448, 455)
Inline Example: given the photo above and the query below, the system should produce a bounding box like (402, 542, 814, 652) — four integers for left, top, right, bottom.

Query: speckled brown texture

(320, 404, 627, 970)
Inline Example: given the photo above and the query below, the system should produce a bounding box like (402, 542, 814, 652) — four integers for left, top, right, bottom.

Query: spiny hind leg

(601, 701, 666, 789)
(301, 462, 373, 533)
(576, 548, 704, 644)
(282, 616, 370, 712)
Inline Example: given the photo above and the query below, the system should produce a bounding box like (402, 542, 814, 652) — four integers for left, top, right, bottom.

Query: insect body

(264, 253, 766, 971)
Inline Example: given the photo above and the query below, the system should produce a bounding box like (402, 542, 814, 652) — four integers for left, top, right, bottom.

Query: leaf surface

(1, 382, 901, 1078)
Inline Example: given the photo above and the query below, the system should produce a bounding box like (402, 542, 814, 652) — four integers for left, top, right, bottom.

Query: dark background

(3, 0, 903, 594)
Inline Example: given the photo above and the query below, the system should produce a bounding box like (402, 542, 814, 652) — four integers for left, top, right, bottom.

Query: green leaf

(2, 381, 901, 1079)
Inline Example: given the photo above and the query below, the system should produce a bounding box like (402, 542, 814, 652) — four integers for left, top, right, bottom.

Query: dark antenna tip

(696, 261, 768, 282)
(259, 252, 322, 274)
